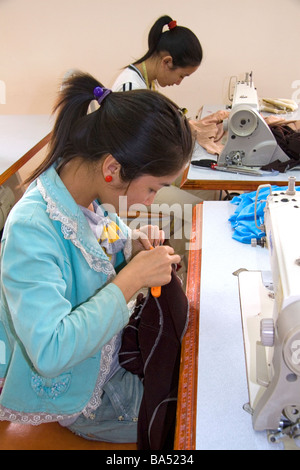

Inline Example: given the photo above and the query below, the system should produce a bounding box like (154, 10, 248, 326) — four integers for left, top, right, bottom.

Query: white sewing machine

(218, 73, 289, 172)
(237, 177, 300, 444)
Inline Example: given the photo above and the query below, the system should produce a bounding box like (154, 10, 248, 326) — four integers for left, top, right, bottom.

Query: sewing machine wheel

(230, 107, 258, 137)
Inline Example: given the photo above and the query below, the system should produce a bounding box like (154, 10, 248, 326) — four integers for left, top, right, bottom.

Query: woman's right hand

(112, 245, 181, 302)
(131, 245, 180, 288)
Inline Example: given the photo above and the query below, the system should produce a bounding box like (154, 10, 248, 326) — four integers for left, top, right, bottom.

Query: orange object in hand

(151, 285, 161, 298)
(150, 246, 161, 298)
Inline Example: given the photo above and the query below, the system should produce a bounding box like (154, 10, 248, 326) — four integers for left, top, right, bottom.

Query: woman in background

(112, 16, 216, 276)
(112, 15, 202, 92)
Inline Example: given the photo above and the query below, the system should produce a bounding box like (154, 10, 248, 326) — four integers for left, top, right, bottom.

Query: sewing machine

(237, 177, 300, 444)
(218, 73, 289, 172)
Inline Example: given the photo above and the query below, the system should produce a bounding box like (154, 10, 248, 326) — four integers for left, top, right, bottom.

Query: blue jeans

(67, 368, 143, 443)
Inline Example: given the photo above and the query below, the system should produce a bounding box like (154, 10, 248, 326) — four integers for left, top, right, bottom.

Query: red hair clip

(168, 20, 177, 30)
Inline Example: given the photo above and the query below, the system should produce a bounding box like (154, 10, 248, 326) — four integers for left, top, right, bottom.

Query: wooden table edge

(180, 165, 300, 191)
(174, 203, 203, 450)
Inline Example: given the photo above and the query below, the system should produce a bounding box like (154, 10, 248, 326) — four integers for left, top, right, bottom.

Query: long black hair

(133, 15, 203, 69)
(26, 71, 193, 184)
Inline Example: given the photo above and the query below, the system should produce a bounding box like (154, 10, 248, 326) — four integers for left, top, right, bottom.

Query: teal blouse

(0, 165, 132, 424)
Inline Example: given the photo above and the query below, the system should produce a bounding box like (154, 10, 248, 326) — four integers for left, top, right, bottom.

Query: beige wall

(1, 0, 300, 119)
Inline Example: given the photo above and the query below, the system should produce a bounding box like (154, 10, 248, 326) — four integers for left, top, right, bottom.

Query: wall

(1, 0, 300, 119)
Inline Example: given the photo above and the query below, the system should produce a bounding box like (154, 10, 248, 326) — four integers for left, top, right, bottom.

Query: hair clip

(179, 107, 188, 116)
(93, 86, 112, 105)
(168, 20, 177, 30)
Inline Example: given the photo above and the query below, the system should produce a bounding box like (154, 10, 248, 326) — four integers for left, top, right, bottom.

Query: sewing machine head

(218, 72, 289, 169)
(238, 177, 300, 444)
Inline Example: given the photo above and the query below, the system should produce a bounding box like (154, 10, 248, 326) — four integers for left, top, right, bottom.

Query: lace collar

(36, 166, 132, 276)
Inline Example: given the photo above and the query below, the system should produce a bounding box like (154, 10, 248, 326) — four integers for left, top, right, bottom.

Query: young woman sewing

(0, 71, 193, 443)
(112, 15, 203, 92)
(112, 16, 212, 278)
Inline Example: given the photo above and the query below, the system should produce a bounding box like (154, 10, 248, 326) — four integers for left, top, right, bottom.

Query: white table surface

(0, 115, 53, 176)
(196, 201, 284, 450)
(188, 143, 300, 185)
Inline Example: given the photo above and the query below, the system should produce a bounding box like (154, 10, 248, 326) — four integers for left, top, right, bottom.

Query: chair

(0, 420, 137, 450)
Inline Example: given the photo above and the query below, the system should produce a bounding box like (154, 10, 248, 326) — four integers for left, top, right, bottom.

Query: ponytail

(25, 71, 193, 185)
(25, 73, 102, 183)
(134, 15, 203, 68)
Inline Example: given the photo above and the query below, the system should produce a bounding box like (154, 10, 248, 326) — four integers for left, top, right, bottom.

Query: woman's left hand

(131, 225, 165, 255)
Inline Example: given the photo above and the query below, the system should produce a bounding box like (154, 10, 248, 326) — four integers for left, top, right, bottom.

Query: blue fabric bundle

(229, 185, 300, 244)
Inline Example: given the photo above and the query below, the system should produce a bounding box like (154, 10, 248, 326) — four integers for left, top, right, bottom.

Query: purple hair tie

(93, 86, 112, 104)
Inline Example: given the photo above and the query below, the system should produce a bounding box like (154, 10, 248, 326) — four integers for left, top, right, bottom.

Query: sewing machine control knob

(260, 318, 275, 347)
(251, 237, 266, 248)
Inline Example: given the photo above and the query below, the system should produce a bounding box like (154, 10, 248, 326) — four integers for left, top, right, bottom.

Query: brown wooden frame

(0, 133, 52, 186)
(180, 165, 300, 192)
(174, 203, 203, 450)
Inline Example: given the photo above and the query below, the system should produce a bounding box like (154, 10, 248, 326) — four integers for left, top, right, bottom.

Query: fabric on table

(229, 185, 300, 244)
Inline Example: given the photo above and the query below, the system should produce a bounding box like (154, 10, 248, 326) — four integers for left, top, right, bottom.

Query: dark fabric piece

(262, 124, 300, 172)
(119, 269, 189, 450)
